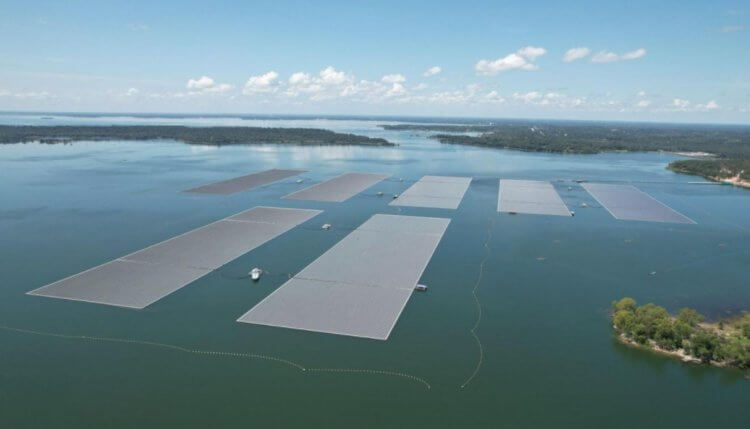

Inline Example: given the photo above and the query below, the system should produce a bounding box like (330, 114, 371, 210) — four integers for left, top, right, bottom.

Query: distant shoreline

(0, 125, 394, 147)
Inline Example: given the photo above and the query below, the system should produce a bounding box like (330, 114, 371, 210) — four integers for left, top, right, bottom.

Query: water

(1, 113, 749, 428)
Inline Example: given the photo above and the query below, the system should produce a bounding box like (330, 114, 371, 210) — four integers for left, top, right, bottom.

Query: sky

(1, 0, 749, 123)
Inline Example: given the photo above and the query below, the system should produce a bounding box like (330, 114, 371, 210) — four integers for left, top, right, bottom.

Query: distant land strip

(381, 123, 750, 187)
(0, 125, 394, 147)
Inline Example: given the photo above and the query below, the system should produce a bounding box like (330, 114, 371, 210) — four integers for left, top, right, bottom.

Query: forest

(382, 122, 750, 182)
(0, 125, 394, 146)
(612, 297, 750, 369)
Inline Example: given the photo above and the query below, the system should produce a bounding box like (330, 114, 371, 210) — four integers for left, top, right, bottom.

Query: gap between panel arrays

(390, 175, 472, 209)
(498, 179, 571, 216)
(184, 168, 307, 194)
(238, 214, 450, 340)
(581, 183, 695, 224)
(28, 207, 322, 309)
(283, 172, 389, 202)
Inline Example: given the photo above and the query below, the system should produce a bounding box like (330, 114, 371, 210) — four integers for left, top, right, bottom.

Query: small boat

(322, 223, 331, 230)
(508, 211, 517, 215)
(296, 179, 303, 183)
(377, 191, 384, 196)
(415, 284, 427, 292)
(581, 202, 588, 208)
(392, 193, 399, 199)
(570, 210, 575, 216)
(567, 186, 573, 191)
(250, 268, 262, 281)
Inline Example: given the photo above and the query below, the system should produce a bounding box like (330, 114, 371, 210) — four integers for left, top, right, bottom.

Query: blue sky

(1, 0, 749, 123)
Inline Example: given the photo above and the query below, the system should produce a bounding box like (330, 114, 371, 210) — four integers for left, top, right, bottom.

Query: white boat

(392, 193, 399, 199)
(322, 223, 331, 230)
(296, 179, 303, 183)
(377, 191, 384, 196)
(250, 268, 262, 281)
(415, 284, 427, 292)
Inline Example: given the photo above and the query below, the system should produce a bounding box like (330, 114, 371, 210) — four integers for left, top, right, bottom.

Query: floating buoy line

(0, 324, 431, 390)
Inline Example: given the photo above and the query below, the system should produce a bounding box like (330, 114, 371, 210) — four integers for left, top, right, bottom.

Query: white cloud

(475, 46, 546, 75)
(381, 74, 406, 83)
(637, 90, 647, 97)
(5, 91, 55, 100)
(563, 47, 591, 62)
(319, 66, 351, 85)
(386, 82, 407, 97)
(696, 100, 720, 111)
(673, 98, 691, 109)
(187, 76, 215, 90)
(413, 83, 428, 91)
(423, 66, 441, 77)
(126, 88, 139, 96)
(621, 48, 647, 60)
(670, 98, 720, 112)
(512, 91, 543, 102)
(517, 46, 547, 60)
(591, 48, 647, 63)
(243, 71, 279, 94)
(636, 99, 651, 108)
(186, 76, 232, 93)
(591, 51, 620, 63)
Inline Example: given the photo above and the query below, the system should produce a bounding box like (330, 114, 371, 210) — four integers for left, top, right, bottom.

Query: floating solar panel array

(390, 175, 472, 209)
(28, 207, 322, 308)
(238, 214, 450, 340)
(283, 172, 389, 202)
(498, 179, 571, 217)
(581, 183, 695, 224)
(184, 168, 307, 195)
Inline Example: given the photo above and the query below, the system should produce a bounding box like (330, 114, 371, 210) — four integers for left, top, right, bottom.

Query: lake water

(1, 113, 749, 428)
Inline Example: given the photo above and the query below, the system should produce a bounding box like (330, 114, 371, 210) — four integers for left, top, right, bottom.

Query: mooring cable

(459, 216, 495, 389)
(0, 324, 431, 390)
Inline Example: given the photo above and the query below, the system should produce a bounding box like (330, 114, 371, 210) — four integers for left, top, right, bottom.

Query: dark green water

(1, 115, 749, 428)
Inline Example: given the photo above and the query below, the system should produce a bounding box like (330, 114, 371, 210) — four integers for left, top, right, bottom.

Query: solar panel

(28, 207, 322, 308)
(283, 172, 388, 202)
(581, 183, 695, 224)
(498, 179, 571, 217)
(390, 175, 472, 209)
(184, 168, 307, 194)
(238, 214, 450, 340)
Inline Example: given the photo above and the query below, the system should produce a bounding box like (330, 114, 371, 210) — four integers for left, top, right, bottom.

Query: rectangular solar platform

(283, 172, 389, 202)
(28, 207, 322, 309)
(238, 214, 450, 340)
(498, 179, 571, 217)
(581, 183, 695, 224)
(390, 175, 472, 209)
(184, 168, 307, 195)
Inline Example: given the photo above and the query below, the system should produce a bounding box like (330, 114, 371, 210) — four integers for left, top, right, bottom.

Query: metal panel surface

(238, 214, 450, 340)
(581, 183, 695, 224)
(283, 172, 388, 202)
(29, 207, 322, 308)
(390, 175, 472, 209)
(184, 169, 307, 194)
(498, 179, 571, 217)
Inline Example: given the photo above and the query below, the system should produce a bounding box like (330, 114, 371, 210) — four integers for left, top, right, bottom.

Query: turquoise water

(1, 114, 749, 428)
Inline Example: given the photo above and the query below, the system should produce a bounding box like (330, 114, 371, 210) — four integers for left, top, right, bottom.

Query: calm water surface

(1, 114, 749, 428)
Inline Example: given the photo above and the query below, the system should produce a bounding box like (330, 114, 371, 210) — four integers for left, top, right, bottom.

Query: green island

(381, 123, 750, 188)
(0, 125, 394, 147)
(611, 297, 750, 370)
